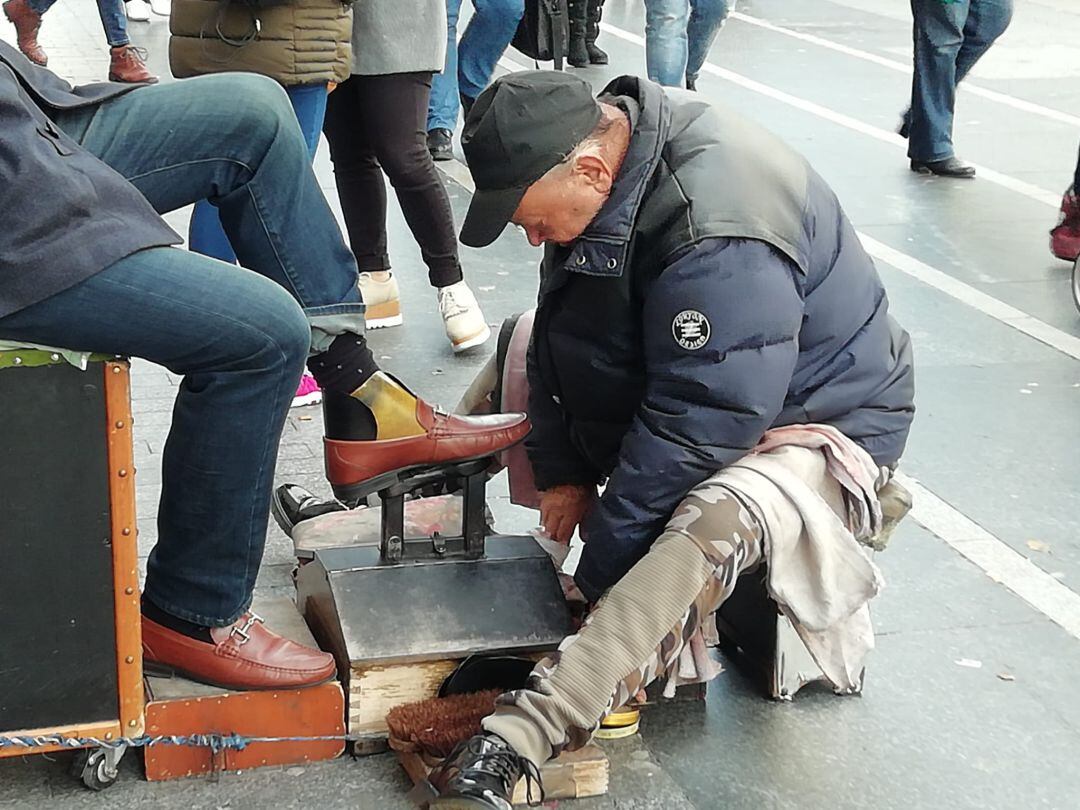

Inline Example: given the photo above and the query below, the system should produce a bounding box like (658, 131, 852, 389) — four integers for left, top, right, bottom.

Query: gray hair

(544, 107, 620, 181)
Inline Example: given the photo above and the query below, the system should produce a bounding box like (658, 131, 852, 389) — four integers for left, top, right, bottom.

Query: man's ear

(574, 154, 613, 193)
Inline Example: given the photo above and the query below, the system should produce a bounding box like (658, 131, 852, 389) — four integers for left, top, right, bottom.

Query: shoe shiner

(418, 72, 916, 808)
(0, 43, 529, 692)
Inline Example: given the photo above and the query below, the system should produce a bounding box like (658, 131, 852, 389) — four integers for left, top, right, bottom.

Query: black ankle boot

(585, 0, 608, 64)
(428, 734, 543, 809)
(568, 0, 589, 67)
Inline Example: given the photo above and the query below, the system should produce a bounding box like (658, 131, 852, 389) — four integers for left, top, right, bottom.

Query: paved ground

(4, 0, 1080, 807)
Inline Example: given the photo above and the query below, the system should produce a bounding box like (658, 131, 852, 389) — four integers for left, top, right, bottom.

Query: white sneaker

(149, 0, 170, 16)
(125, 0, 151, 21)
(438, 280, 490, 353)
(358, 272, 403, 328)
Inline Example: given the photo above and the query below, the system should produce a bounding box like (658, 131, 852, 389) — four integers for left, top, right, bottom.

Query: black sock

(141, 595, 214, 643)
(307, 333, 379, 394)
(309, 334, 381, 441)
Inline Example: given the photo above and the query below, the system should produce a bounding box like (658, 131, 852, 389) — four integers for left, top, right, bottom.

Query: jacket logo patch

(672, 310, 710, 350)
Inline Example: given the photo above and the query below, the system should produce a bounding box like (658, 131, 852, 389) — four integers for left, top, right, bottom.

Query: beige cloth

(703, 428, 886, 692)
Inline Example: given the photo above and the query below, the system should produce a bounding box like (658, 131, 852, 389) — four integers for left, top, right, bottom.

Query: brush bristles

(386, 689, 501, 758)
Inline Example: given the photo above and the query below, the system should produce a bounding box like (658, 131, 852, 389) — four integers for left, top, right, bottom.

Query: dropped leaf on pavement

(955, 658, 982, 669)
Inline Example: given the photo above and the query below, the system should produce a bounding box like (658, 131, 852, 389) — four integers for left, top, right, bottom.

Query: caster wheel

(70, 746, 123, 791)
(1072, 256, 1080, 315)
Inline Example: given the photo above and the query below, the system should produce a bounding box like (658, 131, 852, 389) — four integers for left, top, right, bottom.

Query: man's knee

(232, 284, 310, 375)
(662, 485, 763, 559)
(201, 73, 299, 149)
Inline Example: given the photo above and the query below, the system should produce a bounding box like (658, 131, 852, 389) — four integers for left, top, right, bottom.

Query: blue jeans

(30, 0, 129, 47)
(644, 0, 730, 87)
(908, 0, 1013, 162)
(189, 83, 329, 263)
(428, 0, 525, 133)
(0, 74, 363, 626)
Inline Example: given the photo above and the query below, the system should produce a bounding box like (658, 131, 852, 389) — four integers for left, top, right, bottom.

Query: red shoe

(323, 371, 530, 503)
(1051, 186, 1080, 262)
(108, 44, 158, 84)
(142, 612, 337, 690)
(2, 0, 47, 66)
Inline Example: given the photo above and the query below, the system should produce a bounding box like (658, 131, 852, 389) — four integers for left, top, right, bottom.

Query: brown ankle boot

(108, 45, 158, 84)
(2, 0, 48, 66)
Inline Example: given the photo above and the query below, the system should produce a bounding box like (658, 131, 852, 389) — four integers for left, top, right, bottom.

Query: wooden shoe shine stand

(0, 353, 342, 787)
(0, 354, 144, 789)
(293, 461, 610, 803)
(143, 596, 345, 781)
(0, 352, 605, 801)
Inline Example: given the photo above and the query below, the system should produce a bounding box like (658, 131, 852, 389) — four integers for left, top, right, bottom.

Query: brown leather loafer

(3, 0, 48, 66)
(325, 398, 530, 503)
(142, 612, 337, 690)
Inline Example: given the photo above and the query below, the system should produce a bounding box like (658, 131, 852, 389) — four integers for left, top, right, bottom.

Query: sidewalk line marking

(897, 473, 1080, 641)
(729, 11, 1080, 130)
(596, 22, 1061, 208)
(858, 234, 1080, 361)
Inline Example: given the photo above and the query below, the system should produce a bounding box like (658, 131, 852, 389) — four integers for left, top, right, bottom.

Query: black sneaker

(427, 128, 454, 162)
(270, 483, 347, 535)
(427, 733, 543, 809)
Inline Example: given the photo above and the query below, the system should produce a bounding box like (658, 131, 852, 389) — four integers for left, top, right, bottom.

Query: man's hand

(539, 483, 597, 545)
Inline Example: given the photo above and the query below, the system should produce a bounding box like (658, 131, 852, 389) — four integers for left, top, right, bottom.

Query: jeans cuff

(306, 304, 368, 355)
(142, 588, 251, 628)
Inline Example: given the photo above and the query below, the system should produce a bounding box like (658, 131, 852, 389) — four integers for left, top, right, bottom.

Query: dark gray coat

(0, 42, 179, 319)
(525, 77, 916, 600)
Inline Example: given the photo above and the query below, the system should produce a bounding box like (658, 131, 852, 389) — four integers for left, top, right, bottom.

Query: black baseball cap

(460, 71, 602, 248)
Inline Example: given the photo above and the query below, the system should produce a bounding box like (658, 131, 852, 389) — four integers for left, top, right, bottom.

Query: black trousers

(323, 72, 463, 289)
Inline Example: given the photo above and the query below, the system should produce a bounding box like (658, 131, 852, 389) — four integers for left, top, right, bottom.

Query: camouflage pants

(482, 483, 765, 766)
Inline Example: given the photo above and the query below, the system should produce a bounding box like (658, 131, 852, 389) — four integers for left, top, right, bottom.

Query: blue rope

(0, 733, 355, 752)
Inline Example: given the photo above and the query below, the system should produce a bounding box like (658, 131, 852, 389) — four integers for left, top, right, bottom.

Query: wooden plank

(144, 682, 345, 781)
(348, 652, 549, 737)
(349, 660, 459, 735)
(398, 744, 609, 805)
(104, 360, 145, 737)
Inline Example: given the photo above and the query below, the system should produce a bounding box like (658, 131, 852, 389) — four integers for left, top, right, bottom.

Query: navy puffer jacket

(525, 77, 915, 601)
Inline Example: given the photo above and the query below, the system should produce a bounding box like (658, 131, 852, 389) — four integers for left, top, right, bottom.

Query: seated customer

(0, 42, 528, 691)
